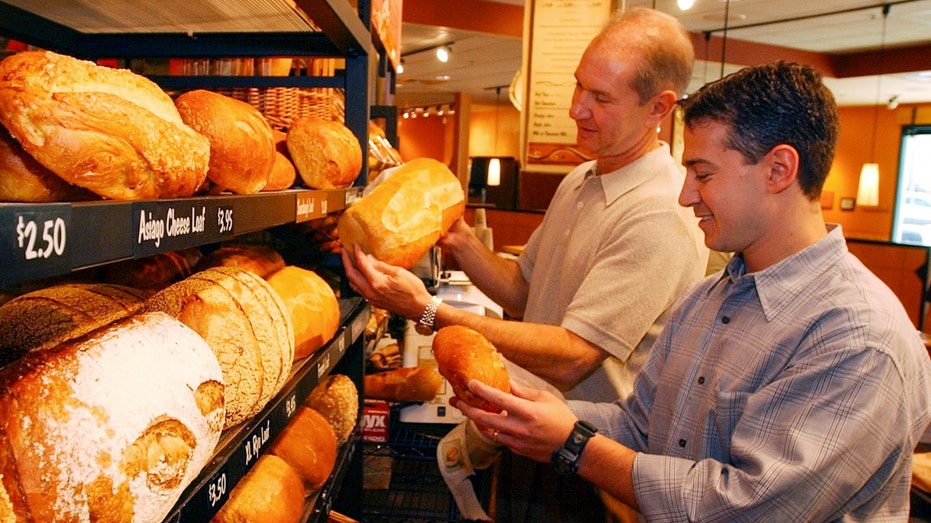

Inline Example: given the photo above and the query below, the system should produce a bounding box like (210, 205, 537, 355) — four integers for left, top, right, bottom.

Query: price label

(206, 472, 228, 507)
(296, 192, 322, 222)
(284, 394, 297, 418)
(217, 206, 234, 235)
(1, 205, 71, 287)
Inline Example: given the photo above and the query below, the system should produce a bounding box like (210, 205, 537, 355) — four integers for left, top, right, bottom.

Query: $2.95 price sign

(1, 205, 71, 287)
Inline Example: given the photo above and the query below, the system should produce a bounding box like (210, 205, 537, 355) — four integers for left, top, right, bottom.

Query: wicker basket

(216, 86, 345, 130)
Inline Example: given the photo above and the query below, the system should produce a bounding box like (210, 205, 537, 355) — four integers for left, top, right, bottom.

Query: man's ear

(765, 144, 800, 194)
(647, 90, 678, 123)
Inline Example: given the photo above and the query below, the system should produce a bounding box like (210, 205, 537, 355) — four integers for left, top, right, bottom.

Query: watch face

(415, 322, 433, 336)
(551, 448, 579, 476)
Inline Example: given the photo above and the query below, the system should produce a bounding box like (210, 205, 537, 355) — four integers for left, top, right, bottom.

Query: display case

(0, 1, 376, 520)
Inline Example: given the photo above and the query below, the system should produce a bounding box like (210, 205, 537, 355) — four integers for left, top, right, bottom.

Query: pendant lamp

(857, 4, 889, 208)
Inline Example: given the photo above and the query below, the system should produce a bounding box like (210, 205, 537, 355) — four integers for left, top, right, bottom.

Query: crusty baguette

(0, 50, 209, 200)
(364, 366, 444, 403)
(432, 325, 510, 413)
(0, 311, 225, 522)
(338, 158, 465, 269)
(175, 89, 276, 195)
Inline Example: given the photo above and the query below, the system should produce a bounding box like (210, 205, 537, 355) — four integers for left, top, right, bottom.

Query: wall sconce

(487, 159, 501, 187)
(857, 163, 880, 207)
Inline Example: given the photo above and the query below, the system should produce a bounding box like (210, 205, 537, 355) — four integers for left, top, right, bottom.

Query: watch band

(415, 295, 442, 335)
(551, 420, 598, 476)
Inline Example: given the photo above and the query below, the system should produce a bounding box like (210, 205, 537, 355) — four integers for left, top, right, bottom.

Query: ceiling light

(397, 60, 404, 74)
(677, 0, 695, 10)
(436, 45, 450, 63)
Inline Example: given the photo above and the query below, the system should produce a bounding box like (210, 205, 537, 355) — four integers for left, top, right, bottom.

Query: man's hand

(341, 243, 432, 320)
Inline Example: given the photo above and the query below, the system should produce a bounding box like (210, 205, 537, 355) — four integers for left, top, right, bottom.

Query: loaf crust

(0, 312, 224, 522)
(364, 366, 444, 403)
(269, 406, 337, 494)
(211, 454, 304, 523)
(0, 125, 95, 202)
(286, 116, 362, 189)
(432, 325, 510, 413)
(0, 50, 210, 200)
(338, 158, 465, 269)
(305, 374, 359, 446)
(266, 265, 340, 361)
(193, 243, 286, 279)
(175, 89, 276, 195)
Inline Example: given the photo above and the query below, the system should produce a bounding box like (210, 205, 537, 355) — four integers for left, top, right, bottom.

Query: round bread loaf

(432, 325, 510, 413)
(264, 129, 296, 191)
(0, 311, 225, 522)
(305, 374, 359, 446)
(100, 248, 203, 292)
(211, 454, 304, 523)
(144, 267, 294, 428)
(286, 116, 362, 189)
(0, 283, 150, 367)
(266, 265, 340, 361)
(175, 89, 276, 195)
(338, 158, 465, 269)
(0, 50, 210, 200)
(364, 366, 444, 403)
(193, 243, 286, 279)
(269, 406, 337, 494)
(0, 126, 96, 202)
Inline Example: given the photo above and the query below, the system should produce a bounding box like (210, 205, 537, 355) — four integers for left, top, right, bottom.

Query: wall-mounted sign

(523, 0, 611, 172)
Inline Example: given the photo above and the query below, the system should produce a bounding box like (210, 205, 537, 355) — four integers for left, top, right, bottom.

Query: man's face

(569, 44, 654, 160)
(678, 121, 770, 256)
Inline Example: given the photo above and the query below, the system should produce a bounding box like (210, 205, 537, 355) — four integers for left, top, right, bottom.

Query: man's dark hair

(679, 61, 840, 199)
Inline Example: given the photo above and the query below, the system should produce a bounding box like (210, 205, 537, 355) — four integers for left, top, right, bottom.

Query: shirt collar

(573, 143, 677, 206)
(723, 224, 847, 321)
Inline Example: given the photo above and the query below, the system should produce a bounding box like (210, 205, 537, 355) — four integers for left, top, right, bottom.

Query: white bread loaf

(0, 311, 225, 522)
(175, 89, 276, 195)
(0, 282, 150, 367)
(338, 158, 465, 269)
(144, 267, 294, 428)
(0, 50, 210, 200)
(266, 265, 340, 361)
(286, 116, 362, 189)
(211, 454, 304, 523)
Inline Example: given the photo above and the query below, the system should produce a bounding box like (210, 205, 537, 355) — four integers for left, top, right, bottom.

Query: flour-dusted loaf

(338, 158, 465, 269)
(269, 406, 337, 495)
(286, 116, 362, 189)
(0, 283, 150, 367)
(0, 50, 210, 200)
(266, 266, 340, 361)
(0, 311, 225, 522)
(144, 267, 294, 428)
(211, 454, 304, 523)
(305, 374, 359, 446)
(175, 89, 276, 195)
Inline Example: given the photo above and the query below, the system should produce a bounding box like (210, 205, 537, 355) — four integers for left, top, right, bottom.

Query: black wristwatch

(551, 420, 598, 476)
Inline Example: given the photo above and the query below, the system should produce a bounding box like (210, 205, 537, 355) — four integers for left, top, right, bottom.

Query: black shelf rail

(0, 188, 362, 289)
(163, 297, 369, 523)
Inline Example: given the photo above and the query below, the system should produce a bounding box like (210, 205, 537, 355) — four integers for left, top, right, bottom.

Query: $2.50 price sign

(1, 205, 71, 287)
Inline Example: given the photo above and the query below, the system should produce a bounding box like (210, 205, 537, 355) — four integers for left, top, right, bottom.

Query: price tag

(243, 419, 272, 467)
(206, 471, 228, 507)
(296, 191, 324, 222)
(134, 199, 231, 257)
(217, 206, 234, 235)
(0, 204, 71, 287)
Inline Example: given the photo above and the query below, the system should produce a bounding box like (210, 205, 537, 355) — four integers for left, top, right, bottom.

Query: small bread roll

(269, 406, 337, 494)
(175, 89, 275, 195)
(432, 326, 510, 413)
(211, 454, 304, 523)
(364, 367, 443, 403)
(286, 116, 362, 189)
(306, 374, 359, 446)
(264, 129, 296, 191)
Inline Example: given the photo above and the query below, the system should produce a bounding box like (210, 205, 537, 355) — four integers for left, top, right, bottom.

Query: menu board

(524, 0, 611, 171)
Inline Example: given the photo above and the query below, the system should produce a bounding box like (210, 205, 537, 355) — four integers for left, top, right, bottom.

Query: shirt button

(678, 439, 686, 448)
(697, 376, 705, 385)
(721, 316, 730, 324)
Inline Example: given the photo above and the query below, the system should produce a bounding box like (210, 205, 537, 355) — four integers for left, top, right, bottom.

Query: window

(892, 126, 931, 245)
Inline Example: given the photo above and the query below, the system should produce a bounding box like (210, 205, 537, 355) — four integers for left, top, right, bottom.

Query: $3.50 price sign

(1, 205, 71, 287)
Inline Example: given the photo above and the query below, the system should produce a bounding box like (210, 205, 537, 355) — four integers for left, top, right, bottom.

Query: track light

(677, 0, 695, 9)
(397, 60, 404, 74)
(435, 45, 450, 63)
